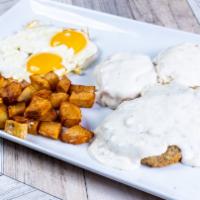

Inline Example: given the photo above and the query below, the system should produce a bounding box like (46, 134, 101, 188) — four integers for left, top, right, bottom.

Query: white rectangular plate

(1, 1, 200, 199)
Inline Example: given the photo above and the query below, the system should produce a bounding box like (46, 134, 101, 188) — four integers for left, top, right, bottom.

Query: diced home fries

(0, 104, 8, 129)
(8, 102, 26, 118)
(50, 92, 68, 108)
(4, 120, 27, 139)
(30, 74, 50, 90)
(39, 121, 61, 140)
(0, 72, 95, 144)
(25, 96, 52, 119)
(61, 125, 94, 144)
(60, 101, 82, 127)
(17, 85, 36, 102)
(69, 92, 95, 108)
(44, 71, 59, 90)
(56, 75, 71, 93)
(69, 85, 95, 94)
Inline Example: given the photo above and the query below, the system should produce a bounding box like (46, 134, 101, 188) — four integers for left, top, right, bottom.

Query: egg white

(0, 22, 98, 80)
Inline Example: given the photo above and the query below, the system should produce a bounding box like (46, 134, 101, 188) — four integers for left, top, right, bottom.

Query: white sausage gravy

(89, 84, 200, 170)
(94, 53, 156, 109)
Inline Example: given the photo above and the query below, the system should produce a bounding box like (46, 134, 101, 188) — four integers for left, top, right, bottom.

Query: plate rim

(0, 1, 198, 199)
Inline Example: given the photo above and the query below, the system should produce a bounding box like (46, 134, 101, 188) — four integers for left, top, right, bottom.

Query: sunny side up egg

(0, 22, 98, 81)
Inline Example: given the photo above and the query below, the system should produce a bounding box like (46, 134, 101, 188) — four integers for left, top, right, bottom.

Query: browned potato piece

(17, 85, 36, 102)
(0, 98, 3, 104)
(20, 80, 30, 89)
(69, 92, 95, 108)
(0, 76, 9, 89)
(61, 125, 94, 144)
(141, 145, 182, 167)
(0, 81, 22, 104)
(33, 89, 52, 99)
(44, 71, 59, 90)
(28, 120, 39, 135)
(4, 120, 27, 139)
(30, 74, 50, 90)
(56, 75, 71, 93)
(0, 104, 8, 129)
(24, 96, 52, 119)
(13, 116, 39, 135)
(13, 116, 28, 123)
(8, 102, 26, 118)
(50, 93, 69, 108)
(60, 102, 82, 127)
(39, 109, 57, 121)
(69, 85, 95, 94)
(39, 121, 61, 139)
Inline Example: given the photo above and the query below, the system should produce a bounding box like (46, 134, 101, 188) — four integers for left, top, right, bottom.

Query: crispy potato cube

(44, 71, 59, 90)
(0, 82, 22, 104)
(39, 109, 57, 122)
(69, 85, 95, 94)
(20, 80, 30, 89)
(50, 93, 69, 108)
(61, 125, 94, 144)
(13, 116, 39, 134)
(39, 121, 61, 139)
(17, 85, 36, 102)
(28, 120, 39, 135)
(33, 89, 52, 99)
(30, 75, 50, 90)
(0, 104, 8, 129)
(8, 102, 26, 118)
(4, 120, 27, 139)
(25, 96, 52, 119)
(69, 92, 95, 108)
(56, 75, 71, 93)
(0, 98, 3, 104)
(13, 116, 28, 123)
(60, 102, 82, 127)
(0, 76, 9, 89)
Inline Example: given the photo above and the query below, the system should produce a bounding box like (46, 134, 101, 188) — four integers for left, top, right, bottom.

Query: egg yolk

(50, 29, 87, 54)
(27, 53, 63, 74)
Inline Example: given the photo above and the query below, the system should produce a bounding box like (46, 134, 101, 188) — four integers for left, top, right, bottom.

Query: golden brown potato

(141, 145, 182, 167)
(20, 80, 30, 89)
(50, 92, 69, 108)
(61, 125, 94, 144)
(69, 84, 95, 94)
(8, 102, 26, 118)
(13, 116, 39, 135)
(27, 120, 39, 135)
(44, 71, 59, 90)
(38, 121, 61, 139)
(0, 98, 3, 104)
(59, 101, 82, 127)
(24, 96, 52, 119)
(0, 76, 10, 89)
(13, 116, 28, 123)
(0, 81, 22, 104)
(30, 74, 50, 90)
(56, 75, 71, 93)
(4, 120, 28, 139)
(39, 109, 57, 121)
(17, 85, 36, 102)
(33, 89, 52, 99)
(0, 104, 8, 129)
(69, 92, 95, 108)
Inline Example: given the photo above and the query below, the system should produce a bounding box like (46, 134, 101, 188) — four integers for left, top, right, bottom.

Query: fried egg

(0, 22, 98, 80)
